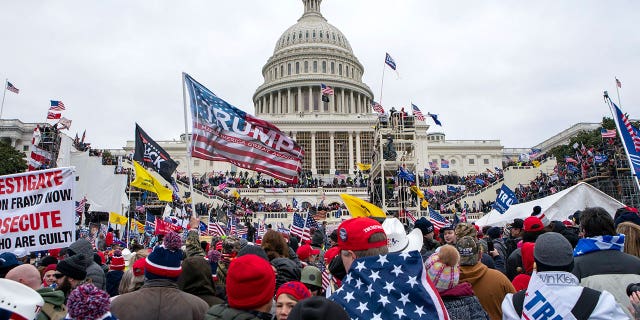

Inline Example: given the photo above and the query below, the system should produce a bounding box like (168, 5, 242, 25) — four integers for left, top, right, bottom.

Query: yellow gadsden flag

(131, 161, 173, 202)
(109, 212, 128, 225)
(357, 163, 372, 171)
(130, 219, 145, 233)
(532, 160, 541, 168)
(410, 185, 424, 199)
(339, 194, 386, 219)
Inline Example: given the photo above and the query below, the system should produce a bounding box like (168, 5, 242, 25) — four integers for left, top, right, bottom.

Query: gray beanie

(534, 232, 573, 267)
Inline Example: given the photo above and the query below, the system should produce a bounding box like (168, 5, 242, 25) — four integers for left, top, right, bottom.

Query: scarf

(573, 234, 624, 257)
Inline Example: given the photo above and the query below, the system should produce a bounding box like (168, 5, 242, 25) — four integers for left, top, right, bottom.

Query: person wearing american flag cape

(329, 217, 450, 319)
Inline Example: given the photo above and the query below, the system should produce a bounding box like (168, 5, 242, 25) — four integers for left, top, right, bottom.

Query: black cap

(288, 296, 349, 320)
(511, 218, 524, 229)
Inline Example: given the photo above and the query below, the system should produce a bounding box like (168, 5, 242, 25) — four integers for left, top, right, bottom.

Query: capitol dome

(253, 0, 374, 118)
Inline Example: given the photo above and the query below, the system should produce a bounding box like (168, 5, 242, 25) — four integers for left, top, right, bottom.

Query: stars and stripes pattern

(406, 211, 417, 224)
(385, 53, 397, 70)
(6, 81, 19, 94)
(319, 263, 331, 290)
(428, 208, 450, 231)
(208, 222, 226, 237)
(460, 208, 468, 223)
(411, 103, 425, 121)
(329, 251, 449, 320)
(47, 112, 61, 120)
(49, 100, 66, 111)
(28, 127, 52, 171)
(610, 100, 640, 177)
(620, 110, 640, 152)
(228, 218, 237, 236)
(306, 214, 320, 231)
(321, 83, 334, 95)
(371, 101, 384, 114)
(601, 128, 617, 138)
(184, 73, 303, 184)
(75, 197, 87, 215)
(290, 212, 310, 241)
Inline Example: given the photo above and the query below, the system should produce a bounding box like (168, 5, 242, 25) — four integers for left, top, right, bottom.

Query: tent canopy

(475, 182, 624, 227)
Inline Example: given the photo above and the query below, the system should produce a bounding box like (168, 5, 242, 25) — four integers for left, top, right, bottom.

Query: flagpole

(181, 73, 197, 218)
(605, 93, 640, 192)
(126, 172, 132, 248)
(379, 61, 386, 106)
(0, 79, 7, 120)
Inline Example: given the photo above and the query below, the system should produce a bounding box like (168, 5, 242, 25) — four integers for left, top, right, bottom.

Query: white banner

(0, 167, 76, 253)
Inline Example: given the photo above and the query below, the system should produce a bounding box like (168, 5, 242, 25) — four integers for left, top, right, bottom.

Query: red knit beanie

(512, 274, 531, 291)
(109, 250, 125, 271)
(226, 254, 275, 310)
(276, 281, 311, 301)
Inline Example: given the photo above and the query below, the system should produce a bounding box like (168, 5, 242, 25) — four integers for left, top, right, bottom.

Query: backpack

(512, 287, 600, 320)
(40, 302, 67, 320)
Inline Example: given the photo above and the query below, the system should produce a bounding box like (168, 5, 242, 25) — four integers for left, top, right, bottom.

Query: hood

(459, 262, 488, 285)
(69, 239, 94, 258)
(36, 287, 65, 306)
(177, 256, 216, 297)
(439, 282, 474, 298)
(271, 257, 301, 289)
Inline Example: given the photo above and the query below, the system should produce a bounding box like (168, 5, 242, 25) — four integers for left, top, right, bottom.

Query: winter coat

(68, 239, 106, 290)
(205, 304, 272, 320)
(505, 248, 523, 280)
(178, 256, 224, 307)
(271, 257, 301, 289)
(572, 249, 640, 317)
(420, 237, 441, 261)
(502, 271, 628, 319)
(110, 279, 209, 320)
(459, 262, 515, 320)
(36, 287, 67, 320)
(439, 282, 489, 320)
(105, 270, 123, 297)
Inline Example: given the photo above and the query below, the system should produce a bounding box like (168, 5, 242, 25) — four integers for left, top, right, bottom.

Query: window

(296, 62, 300, 74)
(351, 67, 354, 78)
(292, 33, 295, 40)
(320, 31, 323, 38)
(23, 145, 29, 151)
(331, 62, 335, 74)
(469, 158, 475, 165)
(299, 32, 303, 39)
(280, 65, 284, 77)
(451, 159, 456, 165)
(304, 61, 309, 73)
(313, 61, 318, 73)
(306, 31, 309, 39)
(432, 159, 438, 163)
(274, 68, 277, 79)
(346, 66, 349, 77)
(322, 61, 326, 73)
(332, 33, 336, 40)
(339, 64, 342, 76)
(484, 159, 490, 165)
(288, 63, 291, 75)
(313, 30, 316, 38)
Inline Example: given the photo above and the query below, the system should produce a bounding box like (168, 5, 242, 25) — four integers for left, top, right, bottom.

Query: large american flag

(28, 128, 52, 171)
(228, 218, 237, 237)
(290, 212, 310, 241)
(611, 100, 640, 176)
(321, 83, 334, 95)
(50, 100, 66, 111)
(6, 81, 19, 94)
(208, 222, 226, 237)
(305, 214, 320, 231)
(330, 251, 449, 319)
(371, 101, 384, 114)
(428, 208, 450, 231)
(620, 110, 640, 152)
(184, 73, 304, 184)
(411, 103, 425, 121)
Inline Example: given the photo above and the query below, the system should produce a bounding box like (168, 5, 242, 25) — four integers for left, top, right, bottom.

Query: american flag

(411, 103, 425, 121)
(306, 214, 320, 231)
(371, 101, 384, 114)
(601, 128, 617, 138)
(406, 211, 417, 224)
(460, 208, 468, 223)
(319, 263, 331, 290)
(428, 208, 450, 231)
(321, 83, 334, 95)
(620, 110, 640, 152)
(184, 73, 303, 184)
(28, 144, 52, 171)
(236, 224, 248, 238)
(257, 217, 267, 239)
(6, 81, 19, 94)
(208, 222, 226, 237)
(228, 218, 237, 236)
(290, 212, 310, 241)
(75, 197, 87, 215)
(330, 251, 449, 319)
(277, 222, 290, 235)
(50, 100, 66, 111)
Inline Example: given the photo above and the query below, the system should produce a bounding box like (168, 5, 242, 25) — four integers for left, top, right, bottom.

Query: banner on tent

(492, 184, 518, 214)
(0, 167, 76, 253)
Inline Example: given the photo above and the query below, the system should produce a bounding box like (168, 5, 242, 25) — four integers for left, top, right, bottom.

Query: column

(348, 132, 354, 174)
(340, 89, 345, 114)
(277, 90, 282, 114)
(330, 88, 336, 113)
(330, 132, 335, 174)
(311, 132, 317, 174)
(308, 86, 313, 112)
(269, 92, 274, 114)
(297, 87, 302, 113)
(355, 131, 361, 164)
(287, 88, 292, 113)
(349, 91, 354, 114)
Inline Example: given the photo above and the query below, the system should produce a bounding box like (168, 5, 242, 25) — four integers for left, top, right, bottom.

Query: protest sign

(0, 167, 75, 253)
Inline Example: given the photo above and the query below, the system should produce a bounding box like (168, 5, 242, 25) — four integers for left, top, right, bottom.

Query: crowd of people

(2, 203, 640, 319)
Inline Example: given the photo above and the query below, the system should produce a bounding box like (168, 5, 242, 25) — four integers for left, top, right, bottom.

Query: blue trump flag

(609, 99, 640, 177)
(446, 185, 459, 193)
(397, 166, 415, 182)
(330, 251, 448, 319)
(492, 184, 518, 214)
(594, 155, 608, 164)
(475, 178, 486, 185)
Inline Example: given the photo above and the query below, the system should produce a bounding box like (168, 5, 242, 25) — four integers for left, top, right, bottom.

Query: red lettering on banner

(0, 211, 64, 234)
(0, 170, 64, 195)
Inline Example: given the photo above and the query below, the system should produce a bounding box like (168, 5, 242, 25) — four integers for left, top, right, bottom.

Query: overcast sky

(1, 1, 639, 150)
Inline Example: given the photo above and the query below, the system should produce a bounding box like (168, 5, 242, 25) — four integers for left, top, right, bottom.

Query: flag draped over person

(131, 160, 173, 202)
(183, 73, 303, 184)
(134, 123, 178, 183)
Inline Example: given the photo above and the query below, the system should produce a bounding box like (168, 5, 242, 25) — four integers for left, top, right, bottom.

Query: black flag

(134, 124, 178, 183)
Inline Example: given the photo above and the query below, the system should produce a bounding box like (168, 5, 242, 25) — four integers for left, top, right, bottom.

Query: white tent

(475, 182, 624, 227)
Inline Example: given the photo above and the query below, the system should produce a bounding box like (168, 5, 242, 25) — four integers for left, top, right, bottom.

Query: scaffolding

(369, 114, 421, 223)
(35, 124, 62, 168)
